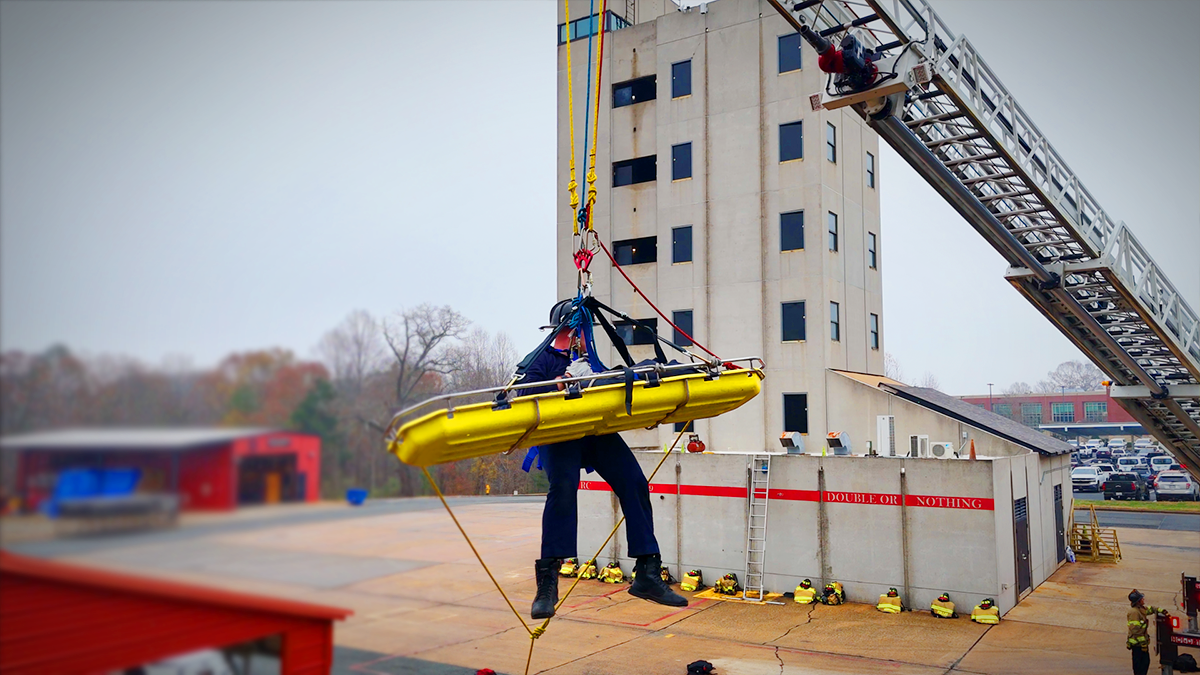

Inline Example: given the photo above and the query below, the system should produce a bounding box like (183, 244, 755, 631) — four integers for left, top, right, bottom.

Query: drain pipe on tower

(900, 467, 912, 605)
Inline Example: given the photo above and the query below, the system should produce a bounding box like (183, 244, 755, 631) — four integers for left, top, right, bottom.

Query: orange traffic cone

(969, 439, 977, 461)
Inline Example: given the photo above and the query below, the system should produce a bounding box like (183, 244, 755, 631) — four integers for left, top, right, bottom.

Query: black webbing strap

(589, 302, 636, 367)
(585, 298, 670, 364)
(622, 366, 635, 415)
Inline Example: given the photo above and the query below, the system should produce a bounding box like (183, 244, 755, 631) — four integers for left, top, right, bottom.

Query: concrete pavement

(7, 497, 1198, 674)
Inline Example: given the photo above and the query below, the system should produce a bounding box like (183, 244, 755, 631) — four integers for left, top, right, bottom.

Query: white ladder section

(743, 454, 771, 601)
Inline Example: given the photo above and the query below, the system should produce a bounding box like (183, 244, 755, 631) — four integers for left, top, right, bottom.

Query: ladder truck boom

(768, 0, 1200, 480)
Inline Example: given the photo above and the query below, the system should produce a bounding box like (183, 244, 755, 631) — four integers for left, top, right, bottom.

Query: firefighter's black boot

(531, 558, 559, 620)
(629, 554, 687, 607)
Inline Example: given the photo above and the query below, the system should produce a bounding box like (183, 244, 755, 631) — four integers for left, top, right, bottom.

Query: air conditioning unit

(826, 431, 851, 455)
(908, 434, 929, 458)
(877, 416, 896, 457)
(930, 442, 955, 458)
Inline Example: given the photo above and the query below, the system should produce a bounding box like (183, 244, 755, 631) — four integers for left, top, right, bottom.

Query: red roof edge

(0, 551, 352, 621)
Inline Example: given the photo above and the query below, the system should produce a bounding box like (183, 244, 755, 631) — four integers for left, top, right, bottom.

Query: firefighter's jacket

(971, 604, 1000, 624)
(876, 594, 902, 614)
(931, 599, 956, 618)
(794, 586, 818, 604)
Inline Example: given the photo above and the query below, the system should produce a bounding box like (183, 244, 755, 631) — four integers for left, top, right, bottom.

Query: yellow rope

(565, 0, 580, 230)
(422, 421, 692, 675)
(583, 0, 608, 234)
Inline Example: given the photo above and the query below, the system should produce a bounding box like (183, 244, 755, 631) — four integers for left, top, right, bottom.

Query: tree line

(0, 305, 548, 498)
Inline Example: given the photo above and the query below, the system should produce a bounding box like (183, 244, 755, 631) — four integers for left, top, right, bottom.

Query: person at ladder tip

(1127, 589, 1167, 675)
(521, 300, 687, 620)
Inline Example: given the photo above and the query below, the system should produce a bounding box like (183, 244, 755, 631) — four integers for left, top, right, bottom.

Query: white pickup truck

(1071, 466, 1103, 492)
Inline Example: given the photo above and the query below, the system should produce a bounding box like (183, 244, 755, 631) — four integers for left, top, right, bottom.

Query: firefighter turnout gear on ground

(715, 573, 741, 595)
(577, 559, 598, 580)
(794, 579, 817, 605)
(876, 588, 902, 614)
(680, 570, 703, 592)
(971, 598, 1000, 624)
(821, 581, 845, 605)
(559, 557, 579, 577)
(599, 561, 624, 584)
(931, 593, 957, 618)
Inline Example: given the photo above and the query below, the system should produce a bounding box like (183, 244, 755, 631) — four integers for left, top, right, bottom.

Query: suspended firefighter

(821, 581, 845, 605)
(798, 22, 887, 96)
(577, 559, 599, 580)
(714, 573, 741, 596)
(559, 557, 579, 577)
(876, 587, 903, 614)
(930, 592, 958, 619)
(970, 598, 1000, 625)
(680, 570, 704, 592)
(523, 299, 687, 620)
(599, 561, 625, 584)
(794, 579, 818, 605)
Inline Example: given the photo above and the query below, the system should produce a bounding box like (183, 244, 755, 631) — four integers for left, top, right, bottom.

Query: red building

(958, 391, 1141, 438)
(1, 428, 320, 512)
(0, 550, 350, 674)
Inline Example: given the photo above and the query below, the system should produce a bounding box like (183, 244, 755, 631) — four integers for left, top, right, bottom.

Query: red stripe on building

(579, 482, 992, 510)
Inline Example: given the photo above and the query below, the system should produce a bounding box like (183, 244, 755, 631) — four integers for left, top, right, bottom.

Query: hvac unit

(877, 416, 896, 457)
(930, 442, 955, 458)
(826, 431, 851, 455)
(908, 435, 929, 458)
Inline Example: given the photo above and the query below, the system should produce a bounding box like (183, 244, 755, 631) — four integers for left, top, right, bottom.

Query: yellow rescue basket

(387, 362, 763, 467)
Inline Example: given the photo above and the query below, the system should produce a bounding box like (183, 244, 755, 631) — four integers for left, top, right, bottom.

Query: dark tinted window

(828, 212, 838, 251)
(672, 226, 692, 263)
(866, 152, 876, 187)
(612, 236, 656, 265)
(672, 143, 692, 180)
(830, 301, 840, 341)
(778, 33, 802, 73)
(674, 420, 691, 432)
(672, 310, 693, 346)
(782, 301, 806, 341)
(784, 394, 809, 433)
(780, 121, 803, 162)
(868, 232, 877, 268)
(1111, 473, 1137, 480)
(614, 318, 658, 345)
(672, 60, 691, 98)
(613, 75, 656, 108)
(870, 313, 879, 349)
(781, 211, 804, 251)
(613, 155, 656, 186)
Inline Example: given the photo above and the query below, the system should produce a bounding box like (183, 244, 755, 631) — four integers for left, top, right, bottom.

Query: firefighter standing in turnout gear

(1127, 589, 1166, 675)
(930, 592, 958, 618)
(523, 301, 686, 620)
(794, 579, 818, 605)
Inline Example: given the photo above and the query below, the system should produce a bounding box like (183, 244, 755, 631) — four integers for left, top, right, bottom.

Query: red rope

(596, 238, 721, 362)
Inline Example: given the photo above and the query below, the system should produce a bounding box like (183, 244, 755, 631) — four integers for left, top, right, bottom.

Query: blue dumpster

(346, 488, 368, 506)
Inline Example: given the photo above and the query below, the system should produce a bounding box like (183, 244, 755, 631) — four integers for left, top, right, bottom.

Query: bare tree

(884, 352, 904, 383)
(1033, 380, 1059, 394)
(382, 305, 470, 410)
(1046, 360, 1105, 392)
(447, 329, 519, 393)
(1004, 381, 1034, 395)
(317, 309, 386, 394)
(916, 372, 941, 390)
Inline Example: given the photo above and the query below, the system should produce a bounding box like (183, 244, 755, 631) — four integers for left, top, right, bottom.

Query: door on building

(1013, 496, 1032, 594)
(238, 455, 298, 505)
(1053, 484, 1066, 563)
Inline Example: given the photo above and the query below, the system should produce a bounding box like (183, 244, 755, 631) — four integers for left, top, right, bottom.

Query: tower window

(613, 75, 656, 108)
(828, 212, 838, 251)
(830, 302, 840, 341)
(672, 226, 692, 263)
(868, 232, 877, 269)
(614, 318, 658, 345)
(784, 394, 809, 433)
(778, 33, 802, 73)
(672, 142, 692, 180)
(672, 310, 694, 346)
(780, 121, 803, 162)
(870, 313, 879, 350)
(826, 123, 837, 163)
(782, 301, 806, 342)
(612, 155, 656, 187)
(612, 236, 657, 265)
(781, 211, 804, 251)
(672, 60, 691, 98)
(866, 152, 876, 187)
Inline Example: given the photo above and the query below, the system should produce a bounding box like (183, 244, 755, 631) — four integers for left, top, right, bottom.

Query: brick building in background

(958, 391, 1142, 439)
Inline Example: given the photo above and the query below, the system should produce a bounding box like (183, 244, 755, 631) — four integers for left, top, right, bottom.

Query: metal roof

(0, 427, 280, 453)
(879, 384, 1074, 456)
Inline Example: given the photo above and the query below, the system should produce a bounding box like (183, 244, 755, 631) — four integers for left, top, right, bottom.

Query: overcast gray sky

(2, 0, 1197, 396)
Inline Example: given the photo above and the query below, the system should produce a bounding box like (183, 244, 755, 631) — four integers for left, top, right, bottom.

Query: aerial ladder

(765, 0, 1200, 481)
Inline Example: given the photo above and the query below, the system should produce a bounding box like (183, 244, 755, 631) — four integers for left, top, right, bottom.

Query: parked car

(1155, 472, 1200, 501)
(1094, 449, 1113, 462)
(1070, 452, 1082, 467)
(1108, 438, 1128, 450)
(1149, 456, 1176, 474)
(1117, 457, 1145, 472)
(1093, 463, 1116, 479)
(1072, 466, 1103, 492)
(1103, 472, 1149, 501)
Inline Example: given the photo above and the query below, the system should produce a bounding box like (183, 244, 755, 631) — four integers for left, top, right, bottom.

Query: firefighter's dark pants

(1132, 647, 1149, 675)
(540, 433, 659, 560)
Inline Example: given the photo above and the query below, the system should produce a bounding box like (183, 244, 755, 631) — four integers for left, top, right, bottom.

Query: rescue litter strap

(420, 421, 692, 675)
